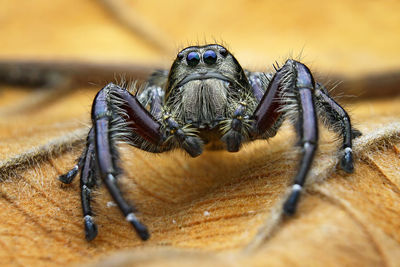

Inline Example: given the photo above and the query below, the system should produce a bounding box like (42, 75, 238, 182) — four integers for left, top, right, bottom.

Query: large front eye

(186, 52, 200, 66)
(203, 50, 217, 65)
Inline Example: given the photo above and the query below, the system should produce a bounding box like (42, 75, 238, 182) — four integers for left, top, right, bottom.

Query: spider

(59, 44, 361, 241)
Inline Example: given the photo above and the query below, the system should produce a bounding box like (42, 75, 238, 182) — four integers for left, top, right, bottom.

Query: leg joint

(294, 61, 315, 90)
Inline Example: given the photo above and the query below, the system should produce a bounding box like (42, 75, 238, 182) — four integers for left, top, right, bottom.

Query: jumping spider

(59, 44, 361, 241)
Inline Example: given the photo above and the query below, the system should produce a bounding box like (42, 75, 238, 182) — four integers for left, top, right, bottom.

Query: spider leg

(59, 82, 166, 241)
(221, 72, 281, 152)
(283, 62, 318, 215)
(221, 103, 247, 152)
(58, 148, 86, 184)
(89, 83, 165, 240)
(252, 60, 318, 215)
(162, 116, 204, 157)
(137, 69, 169, 118)
(59, 128, 99, 240)
(315, 83, 362, 173)
(59, 127, 98, 185)
(252, 69, 286, 136)
(248, 72, 266, 102)
(80, 139, 98, 240)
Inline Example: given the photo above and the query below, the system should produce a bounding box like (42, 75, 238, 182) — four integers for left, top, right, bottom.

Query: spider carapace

(59, 44, 361, 241)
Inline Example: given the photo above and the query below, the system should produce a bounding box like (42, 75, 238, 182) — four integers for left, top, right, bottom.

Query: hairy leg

(315, 83, 362, 173)
(251, 60, 319, 215)
(60, 83, 164, 240)
(282, 62, 318, 214)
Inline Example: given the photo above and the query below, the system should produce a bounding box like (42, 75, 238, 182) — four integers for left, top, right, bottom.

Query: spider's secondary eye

(186, 52, 200, 66)
(177, 52, 184, 60)
(219, 47, 228, 57)
(203, 50, 217, 65)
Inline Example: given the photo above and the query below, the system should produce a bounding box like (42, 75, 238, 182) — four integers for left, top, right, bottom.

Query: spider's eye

(219, 47, 228, 57)
(177, 52, 184, 60)
(186, 52, 200, 67)
(203, 50, 217, 65)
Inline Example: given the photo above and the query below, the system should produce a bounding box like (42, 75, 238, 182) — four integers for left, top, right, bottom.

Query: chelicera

(59, 44, 361, 241)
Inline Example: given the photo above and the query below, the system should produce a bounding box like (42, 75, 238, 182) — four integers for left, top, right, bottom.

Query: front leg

(60, 83, 165, 240)
(162, 114, 204, 157)
(282, 62, 318, 214)
(92, 85, 160, 240)
(251, 60, 319, 215)
(220, 102, 249, 152)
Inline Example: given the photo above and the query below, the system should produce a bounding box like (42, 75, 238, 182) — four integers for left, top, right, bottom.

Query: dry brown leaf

(0, 86, 399, 266)
(1, 1, 400, 266)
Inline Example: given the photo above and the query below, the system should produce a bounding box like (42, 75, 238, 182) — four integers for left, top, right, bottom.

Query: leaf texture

(1, 0, 400, 266)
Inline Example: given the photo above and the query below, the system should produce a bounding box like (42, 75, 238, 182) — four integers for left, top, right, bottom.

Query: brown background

(0, 1, 399, 266)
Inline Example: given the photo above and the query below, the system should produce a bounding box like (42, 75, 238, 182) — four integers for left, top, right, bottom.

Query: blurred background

(2, 0, 400, 74)
(1, 0, 400, 114)
(0, 1, 400, 267)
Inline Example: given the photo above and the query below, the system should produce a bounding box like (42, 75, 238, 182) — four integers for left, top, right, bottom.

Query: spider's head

(165, 44, 249, 100)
